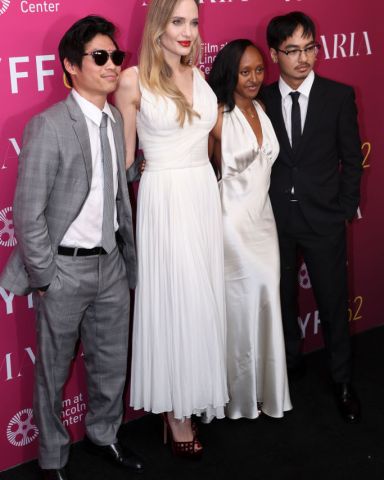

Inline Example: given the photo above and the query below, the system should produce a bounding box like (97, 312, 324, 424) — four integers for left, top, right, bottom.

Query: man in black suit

(263, 11, 363, 422)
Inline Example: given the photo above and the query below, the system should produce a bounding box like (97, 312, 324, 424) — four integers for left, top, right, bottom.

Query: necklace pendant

(240, 106, 256, 119)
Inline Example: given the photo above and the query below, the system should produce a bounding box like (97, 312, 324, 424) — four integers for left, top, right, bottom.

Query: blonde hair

(139, 0, 201, 126)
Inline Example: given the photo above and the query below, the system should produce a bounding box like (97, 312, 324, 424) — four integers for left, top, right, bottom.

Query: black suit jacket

(263, 75, 363, 234)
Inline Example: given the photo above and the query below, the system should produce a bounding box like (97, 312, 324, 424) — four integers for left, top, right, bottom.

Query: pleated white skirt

(130, 164, 228, 419)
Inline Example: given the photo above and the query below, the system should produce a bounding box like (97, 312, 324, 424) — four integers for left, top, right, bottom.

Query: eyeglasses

(277, 43, 321, 59)
(83, 49, 126, 66)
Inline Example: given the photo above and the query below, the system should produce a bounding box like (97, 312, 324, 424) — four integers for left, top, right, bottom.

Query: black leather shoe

(84, 436, 144, 473)
(41, 468, 68, 480)
(334, 382, 361, 423)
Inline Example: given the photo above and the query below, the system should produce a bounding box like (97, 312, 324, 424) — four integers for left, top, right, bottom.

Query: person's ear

(270, 48, 278, 64)
(64, 58, 77, 76)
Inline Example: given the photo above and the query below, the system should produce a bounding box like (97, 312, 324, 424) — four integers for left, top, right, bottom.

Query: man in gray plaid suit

(0, 16, 143, 480)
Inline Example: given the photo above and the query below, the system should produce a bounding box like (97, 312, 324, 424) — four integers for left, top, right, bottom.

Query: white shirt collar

(279, 70, 315, 100)
(71, 89, 115, 126)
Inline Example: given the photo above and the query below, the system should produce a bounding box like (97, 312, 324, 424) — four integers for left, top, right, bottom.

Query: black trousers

(278, 202, 352, 383)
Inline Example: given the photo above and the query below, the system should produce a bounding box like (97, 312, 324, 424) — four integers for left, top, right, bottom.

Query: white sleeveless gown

(130, 68, 228, 419)
(220, 101, 292, 419)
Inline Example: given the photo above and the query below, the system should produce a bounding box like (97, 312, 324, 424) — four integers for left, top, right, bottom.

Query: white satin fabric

(130, 68, 228, 420)
(220, 101, 292, 419)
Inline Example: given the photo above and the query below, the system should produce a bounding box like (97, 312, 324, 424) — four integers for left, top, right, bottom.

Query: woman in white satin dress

(115, 0, 228, 456)
(209, 39, 292, 419)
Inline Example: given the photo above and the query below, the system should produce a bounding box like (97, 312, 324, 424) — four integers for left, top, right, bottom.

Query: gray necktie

(289, 91, 301, 150)
(100, 112, 116, 253)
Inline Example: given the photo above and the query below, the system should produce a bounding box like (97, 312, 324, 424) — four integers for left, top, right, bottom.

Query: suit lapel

(111, 117, 125, 181)
(268, 83, 294, 162)
(65, 93, 92, 187)
(110, 114, 127, 208)
(295, 75, 327, 161)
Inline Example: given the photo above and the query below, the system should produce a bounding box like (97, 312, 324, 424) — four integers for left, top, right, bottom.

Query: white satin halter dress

(220, 101, 292, 419)
(130, 67, 228, 420)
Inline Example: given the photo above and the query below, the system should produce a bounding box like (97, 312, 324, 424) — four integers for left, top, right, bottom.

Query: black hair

(208, 39, 258, 112)
(58, 15, 118, 87)
(266, 11, 316, 50)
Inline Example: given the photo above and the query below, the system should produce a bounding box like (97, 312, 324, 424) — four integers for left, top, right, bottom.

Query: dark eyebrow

(283, 40, 316, 49)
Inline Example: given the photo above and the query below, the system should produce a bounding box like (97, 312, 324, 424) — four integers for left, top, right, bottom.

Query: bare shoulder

(120, 65, 138, 81)
(115, 66, 140, 107)
(217, 104, 225, 125)
(211, 104, 225, 141)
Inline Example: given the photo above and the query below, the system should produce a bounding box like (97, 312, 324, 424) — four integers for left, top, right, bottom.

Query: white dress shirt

(60, 89, 119, 248)
(279, 70, 315, 146)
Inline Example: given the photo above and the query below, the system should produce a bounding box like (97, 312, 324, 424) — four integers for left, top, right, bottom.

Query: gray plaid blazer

(0, 93, 137, 295)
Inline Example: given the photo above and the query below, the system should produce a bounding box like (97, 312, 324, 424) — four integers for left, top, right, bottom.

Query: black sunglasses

(83, 49, 126, 66)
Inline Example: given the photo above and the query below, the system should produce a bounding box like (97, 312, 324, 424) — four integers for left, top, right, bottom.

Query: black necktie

(289, 91, 301, 150)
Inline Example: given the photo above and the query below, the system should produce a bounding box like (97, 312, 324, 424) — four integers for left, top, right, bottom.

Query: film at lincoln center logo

(0, 0, 11, 16)
(7, 409, 39, 447)
(0, 206, 17, 247)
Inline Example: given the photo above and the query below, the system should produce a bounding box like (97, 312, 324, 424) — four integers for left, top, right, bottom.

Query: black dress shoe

(84, 436, 144, 473)
(41, 468, 68, 480)
(334, 382, 361, 423)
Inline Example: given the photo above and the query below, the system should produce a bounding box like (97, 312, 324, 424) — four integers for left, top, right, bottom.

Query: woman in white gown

(209, 40, 292, 419)
(115, 0, 228, 456)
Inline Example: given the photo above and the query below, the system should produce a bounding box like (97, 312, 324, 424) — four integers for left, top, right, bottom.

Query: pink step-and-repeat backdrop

(0, 0, 382, 471)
